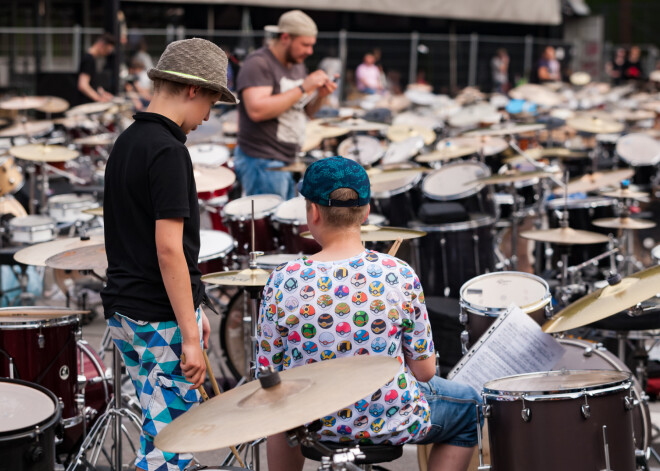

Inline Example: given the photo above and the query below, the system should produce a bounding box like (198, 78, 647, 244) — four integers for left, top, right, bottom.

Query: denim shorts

(233, 146, 296, 200)
(413, 376, 482, 448)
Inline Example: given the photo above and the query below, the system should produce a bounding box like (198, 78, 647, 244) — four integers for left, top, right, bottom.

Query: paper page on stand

(448, 304, 565, 392)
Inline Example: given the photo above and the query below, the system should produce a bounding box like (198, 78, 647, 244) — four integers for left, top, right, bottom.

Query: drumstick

(388, 237, 403, 257)
(181, 352, 245, 467)
(203, 350, 221, 396)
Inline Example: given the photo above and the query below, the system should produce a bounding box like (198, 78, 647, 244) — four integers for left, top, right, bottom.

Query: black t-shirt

(101, 112, 203, 322)
(77, 53, 98, 104)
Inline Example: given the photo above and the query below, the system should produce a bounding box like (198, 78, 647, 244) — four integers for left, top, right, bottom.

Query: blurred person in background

(624, 45, 644, 81)
(605, 47, 627, 85)
(356, 52, 383, 94)
(537, 46, 561, 82)
(491, 48, 510, 93)
(77, 33, 116, 104)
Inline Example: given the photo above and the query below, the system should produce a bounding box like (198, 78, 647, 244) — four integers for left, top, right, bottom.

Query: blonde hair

(306, 188, 369, 228)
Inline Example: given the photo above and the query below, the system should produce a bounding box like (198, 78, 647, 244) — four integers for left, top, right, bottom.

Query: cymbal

(436, 136, 508, 157)
(65, 102, 114, 116)
(463, 123, 546, 138)
(503, 148, 589, 164)
(302, 226, 426, 242)
(509, 83, 563, 107)
(415, 146, 478, 163)
(53, 115, 97, 130)
(566, 115, 624, 134)
(0, 120, 54, 138)
(554, 169, 634, 195)
(520, 227, 610, 245)
(386, 124, 436, 146)
(45, 243, 107, 272)
(202, 268, 272, 287)
(610, 109, 656, 122)
(543, 265, 660, 333)
(10, 144, 79, 162)
(154, 355, 400, 453)
(267, 161, 308, 173)
(592, 217, 656, 230)
(0, 306, 89, 318)
(14, 235, 104, 266)
(193, 166, 236, 193)
(307, 120, 350, 140)
(329, 118, 389, 132)
(569, 72, 591, 86)
(36, 96, 70, 114)
(0, 96, 48, 110)
(73, 133, 116, 146)
(82, 207, 104, 217)
(473, 170, 559, 185)
(599, 188, 650, 201)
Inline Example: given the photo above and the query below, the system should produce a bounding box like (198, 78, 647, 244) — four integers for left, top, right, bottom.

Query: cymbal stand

(287, 425, 364, 471)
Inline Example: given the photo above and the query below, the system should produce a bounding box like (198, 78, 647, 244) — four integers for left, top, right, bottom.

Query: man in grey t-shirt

(235, 10, 337, 200)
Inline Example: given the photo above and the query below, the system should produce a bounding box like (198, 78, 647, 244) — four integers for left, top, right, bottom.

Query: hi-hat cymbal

(0, 306, 89, 317)
(415, 146, 478, 163)
(82, 207, 104, 217)
(473, 170, 559, 185)
(73, 133, 116, 146)
(65, 102, 114, 116)
(592, 217, 656, 230)
(202, 268, 272, 287)
(45, 243, 107, 272)
(328, 118, 389, 132)
(267, 161, 308, 173)
(0, 96, 48, 110)
(554, 169, 634, 195)
(463, 123, 546, 138)
(301, 226, 426, 242)
(543, 265, 660, 333)
(193, 166, 236, 193)
(14, 235, 104, 267)
(520, 227, 610, 245)
(387, 124, 436, 146)
(154, 355, 400, 453)
(567, 115, 624, 134)
(599, 188, 650, 201)
(0, 120, 54, 138)
(36, 96, 70, 114)
(10, 144, 79, 162)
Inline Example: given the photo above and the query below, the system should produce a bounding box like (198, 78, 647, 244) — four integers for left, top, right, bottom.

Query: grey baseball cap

(264, 10, 318, 37)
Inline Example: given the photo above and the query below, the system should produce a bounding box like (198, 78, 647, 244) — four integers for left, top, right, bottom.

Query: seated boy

(255, 156, 481, 471)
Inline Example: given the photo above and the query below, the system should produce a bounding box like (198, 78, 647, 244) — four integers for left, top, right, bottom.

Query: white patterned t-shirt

(255, 249, 434, 445)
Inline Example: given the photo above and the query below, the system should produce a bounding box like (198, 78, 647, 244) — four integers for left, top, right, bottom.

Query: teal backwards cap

(299, 156, 370, 207)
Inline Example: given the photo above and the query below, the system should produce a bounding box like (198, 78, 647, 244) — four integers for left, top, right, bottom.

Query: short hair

(152, 78, 218, 98)
(97, 33, 116, 46)
(306, 188, 369, 228)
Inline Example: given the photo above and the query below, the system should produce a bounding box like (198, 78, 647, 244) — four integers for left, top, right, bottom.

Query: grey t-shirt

(237, 47, 307, 163)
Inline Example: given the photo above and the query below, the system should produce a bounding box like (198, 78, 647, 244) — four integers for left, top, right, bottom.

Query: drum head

(273, 197, 307, 224)
(223, 194, 282, 219)
(0, 380, 56, 433)
(484, 370, 630, 396)
(422, 161, 489, 200)
(9, 215, 56, 228)
(381, 136, 424, 165)
(257, 253, 300, 269)
(337, 135, 384, 167)
(198, 230, 235, 262)
(188, 144, 231, 167)
(616, 133, 660, 166)
(460, 272, 549, 313)
(48, 193, 95, 206)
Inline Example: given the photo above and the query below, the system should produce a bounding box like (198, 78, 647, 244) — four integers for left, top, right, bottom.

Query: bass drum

(219, 290, 249, 381)
(552, 338, 650, 454)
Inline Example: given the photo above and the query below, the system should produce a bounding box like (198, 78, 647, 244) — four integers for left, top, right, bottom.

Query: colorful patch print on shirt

(300, 304, 316, 319)
(300, 268, 316, 280)
(317, 277, 332, 292)
(367, 264, 383, 278)
(317, 294, 333, 308)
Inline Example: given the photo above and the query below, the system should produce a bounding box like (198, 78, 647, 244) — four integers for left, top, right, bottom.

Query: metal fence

(0, 26, 658, 97)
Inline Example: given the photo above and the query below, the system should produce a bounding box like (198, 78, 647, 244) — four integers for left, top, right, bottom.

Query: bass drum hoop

(411, 215, 496, 233)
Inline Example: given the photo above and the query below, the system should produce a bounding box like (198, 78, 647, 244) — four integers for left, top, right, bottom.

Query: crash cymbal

(307, 120, 351, 140)
(0, 306, 89, 318)
(267, 161, 308, 173)
(73, 133, 116, 146)
(65, 102, 114, 116)
(543, 265, 660, 333)
(386, 124, 435, 146)
(592, 217, 656, 230)
(509, 83, 563, 107)
(473, 169, 559, 185)
(436, 136, 508, 157)
(567, 115, 624, 134)
(301, 226, 426, 242)
(504, 147, 590, 164)
(154, 355, 400, 453)
(36, 96, 70, 114)
(14, 235, 104, 267)
(10, 144, 79, 162)
(45, 243, 107, 272)
(554, 169, 634, 195)
(329, 118, 389, 132)
(0, 120, 54, 138)
(0, 96, 48, 110)
(415, 146, 478, 163)
(370, 168, 425, 195)
(82, 206, 104, 217)
(193, 166, 236, 193)
(463, 123, 546, 138)
(599, 188, 650, 201)
(520, 227, 610, 245)
(202, 268, 272, 287)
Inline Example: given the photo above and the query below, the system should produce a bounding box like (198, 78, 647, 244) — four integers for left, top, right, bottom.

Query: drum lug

(624, 395, 636, 411)
(38, 332, 45, 349)
(460, 330, 470, 354)
(521, 407, 531, 422)
(581, 394, 591, 419)
(482, 404, 491, 418)
(459, 311, 468, 325)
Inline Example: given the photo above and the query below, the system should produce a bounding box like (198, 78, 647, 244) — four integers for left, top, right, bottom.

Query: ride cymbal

(554, 169, 635, 195)
(592, 217, 656, 230)
(543, 265, 660, 333)
(10, 144, 79, 162)
(520, 227, 610, 245)
(154, 355, 400, 453)
(45, 244, 107, 272)
(202, 268, 272, 287)
(14, 235, 104, 267)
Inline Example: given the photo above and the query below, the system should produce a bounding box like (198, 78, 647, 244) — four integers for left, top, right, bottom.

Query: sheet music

(448, 304, 565, 392)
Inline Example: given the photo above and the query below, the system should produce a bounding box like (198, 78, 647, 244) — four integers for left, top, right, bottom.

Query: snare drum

(222, 194, 282, 255)
(47, 193, 98, 224)
(410, 215, 495, 298)
(483, 370, 636, 471)
(272, 197, 321, 254)
(459, 272, 552, 351)
(197, 166, 237, 233)
(198, 230, 236, 275)
(0, 378, 61, 471)
(616, 133, 660, 188)
(337, 135, 384, 167)
(0, 154, 24, 197)
(371, 169, 423, 227)
(421, 161, 495, 217)
(9, 215, 57, 244)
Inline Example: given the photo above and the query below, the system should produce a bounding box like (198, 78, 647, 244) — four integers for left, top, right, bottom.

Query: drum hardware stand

(475, 404, 491, 471)
(286, 424, 365, 471)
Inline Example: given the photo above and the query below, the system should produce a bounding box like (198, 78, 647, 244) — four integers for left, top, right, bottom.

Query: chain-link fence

(0, 26, 657, 98)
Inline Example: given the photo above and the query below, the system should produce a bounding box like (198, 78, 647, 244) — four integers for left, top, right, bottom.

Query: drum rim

(9, 215, 57, 230)
(483, 369, 632, 401)
(372, 172, 423, 198)
(410, 214, 496, 232)
(48, 193, 97, 209)
(546, 196, 615, 210)
(421, 160, 490, 201)
(272, 197, 308, 224)
(0, 377, 62, 438)
(221, 194, 283, 219)
(198, 230, 235, 262)
(459, 271, 551, 316)
(0, 313, 80, 329)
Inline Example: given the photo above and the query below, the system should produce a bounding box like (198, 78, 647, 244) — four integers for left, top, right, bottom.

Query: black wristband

(298, 84, 306, 94)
